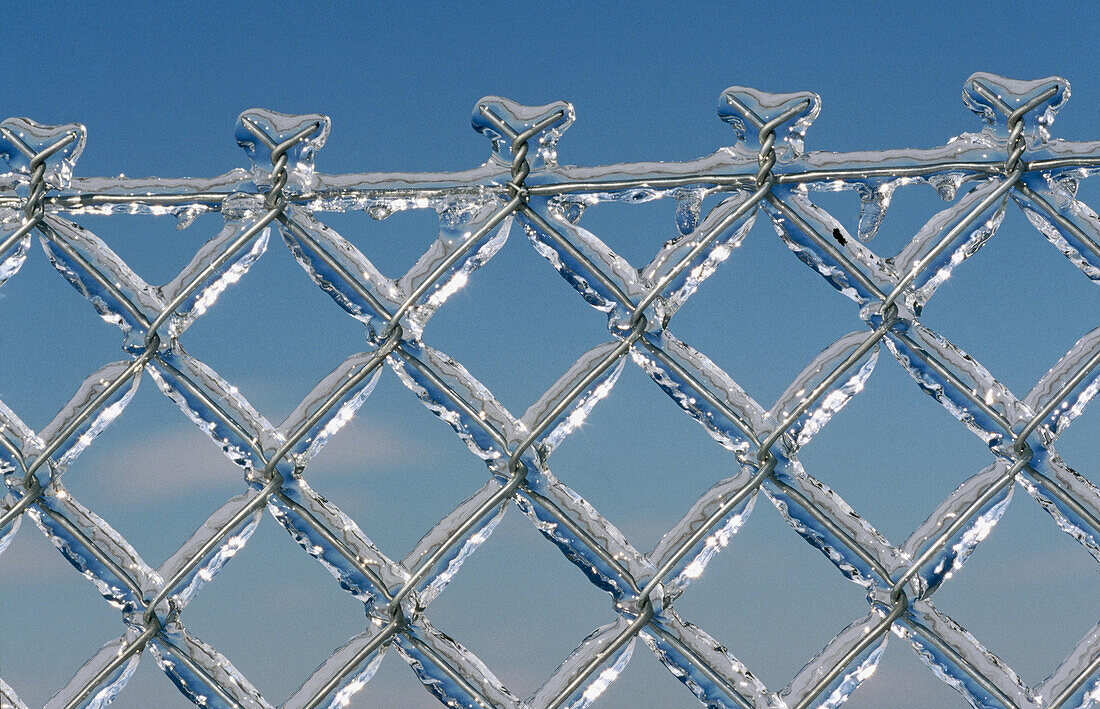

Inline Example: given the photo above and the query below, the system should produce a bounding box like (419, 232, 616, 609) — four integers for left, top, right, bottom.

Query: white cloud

(306, 416, 437, 476)
(62, 411, 448, 499)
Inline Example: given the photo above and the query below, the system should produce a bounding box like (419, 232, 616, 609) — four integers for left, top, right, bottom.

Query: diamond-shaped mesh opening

(108, 658, 197, 709)
(671, 501, 871, 692)
(421, 230, 611, 415)
(929, 490, 1100, 687)
(544, 362, 740, 552)
(794, 357, 991, 544)
(310, 206, 443, 282)
(0, 521, 124, 706)
(300, 368, 493, 557)
(842, 633, 972, 709)
(352, 649, 439, 708)
(593, 635, 702, 708)
(568, 193, 683, 266)
(60, 211, 228, 287)
(1061, 176, 1100, 218)
(179, 237, 368, 420)
(58, 382, 247, 565)
(1047, 422, 1100, 488)
(424, 512, 613, 700)
(666, 215, 857, 407)
(801, 187, 863, 249)
(857, 181, 960, 259)
(917, 204, 1100, 397)
(179, 515, 370, 703)
(0, 241, 122, 426)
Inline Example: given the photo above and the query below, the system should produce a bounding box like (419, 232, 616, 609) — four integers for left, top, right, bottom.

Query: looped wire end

(505, 179, 530, 203)
(964, 73, 1067, 173)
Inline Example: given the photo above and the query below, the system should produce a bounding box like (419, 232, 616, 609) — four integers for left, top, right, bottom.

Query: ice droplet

(854, 179, 898, 242)
(553, 197, 587, 224)
(673, 189, 703, 236)
(173, 205, 204, 230)
(368, 203, 393, 220)
(929, 173, 965, 201)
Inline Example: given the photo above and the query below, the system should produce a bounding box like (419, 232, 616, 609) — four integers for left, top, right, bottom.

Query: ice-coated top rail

(1, 73, 1096, 233)
(3, 71, 1100, 709)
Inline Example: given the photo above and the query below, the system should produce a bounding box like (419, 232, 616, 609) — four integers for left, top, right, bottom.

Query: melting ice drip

(1, 72, 1100, 709)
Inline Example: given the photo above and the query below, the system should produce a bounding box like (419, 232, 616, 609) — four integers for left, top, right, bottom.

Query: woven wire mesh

(1, 71, 1100, 709)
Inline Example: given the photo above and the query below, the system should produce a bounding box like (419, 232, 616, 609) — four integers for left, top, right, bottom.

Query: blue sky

(2, 3, 1100, 708)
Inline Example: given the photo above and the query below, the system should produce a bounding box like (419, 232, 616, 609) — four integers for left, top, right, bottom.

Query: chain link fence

(1, 71, 1099, 709)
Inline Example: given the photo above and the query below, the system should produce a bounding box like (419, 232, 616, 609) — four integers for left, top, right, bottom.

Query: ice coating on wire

(1, 73, 1100, 709)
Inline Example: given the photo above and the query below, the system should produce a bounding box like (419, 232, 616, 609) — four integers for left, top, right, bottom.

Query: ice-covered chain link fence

(1, 70, 1100, 709)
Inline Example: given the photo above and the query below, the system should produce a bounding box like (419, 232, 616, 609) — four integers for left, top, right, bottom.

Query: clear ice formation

(2, 72, 1100, 709)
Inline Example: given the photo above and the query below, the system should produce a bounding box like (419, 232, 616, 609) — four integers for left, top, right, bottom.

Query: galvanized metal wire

(2, 71, 1100, 709)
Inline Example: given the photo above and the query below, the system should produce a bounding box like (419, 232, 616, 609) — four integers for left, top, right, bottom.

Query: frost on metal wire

(2, 72, 1100, 709)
